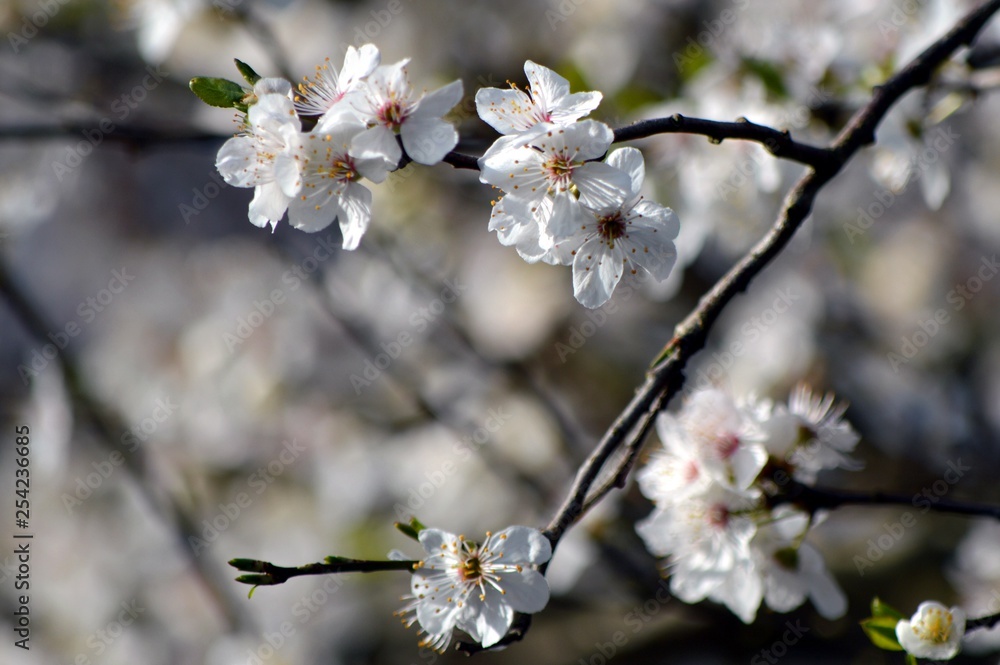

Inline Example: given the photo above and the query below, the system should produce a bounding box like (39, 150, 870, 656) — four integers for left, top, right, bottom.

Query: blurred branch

(229, 556, 416, 586)
(0, 255, 252, 632)
(779, 481, 1000, 520)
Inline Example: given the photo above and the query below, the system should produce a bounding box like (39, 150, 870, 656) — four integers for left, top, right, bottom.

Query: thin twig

(229, 556, 416, 586)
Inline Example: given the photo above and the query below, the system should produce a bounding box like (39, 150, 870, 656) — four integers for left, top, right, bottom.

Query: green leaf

(860, 616, 904, 651)
(234, 574, 275, 586)
(394, 517, 427, 541)
(871, 597, 905, 621)
(247, 585, 258, 599)
(235, 59, 262, 86)
(189, 76, 247, 109)
(905, 654, 918, 665)
(229, 558, 264, 572)
(740, 57, 789, 99)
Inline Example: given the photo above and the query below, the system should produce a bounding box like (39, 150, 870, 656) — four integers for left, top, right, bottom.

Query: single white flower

(286, 115, 390, 245)
(758, 385, 861, 485)
(351, 60, 464, 166)
(475, 60, 602, 135)
(896, 601, 966, 660)
(479, 121, 630, 262)
(549, 147, 679, 308)
(670, 387, 769, 491)
(399, 526, 552, 651)
(752, 505, 847, 620)
(294, 45, 381, 120)
(479, 121, 628, 225)
(636, 484, 763, 623)
(215, 93, 303, 231)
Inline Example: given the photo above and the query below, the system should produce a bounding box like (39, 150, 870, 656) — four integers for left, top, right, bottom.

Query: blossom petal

(401, 116, 458, 165)
(523, 60, 570, 110)
(606, 147, 646, 198)
(491, 526, 553, 565)
(461, 586, 514, 647)
(496, 568, 550, 614)
(336, 182, 372, 249)
(414, 79, 463, 119)
(352, 125, 401, 168)
(573, 162, 631, 210)
(475, 88, 535, 134)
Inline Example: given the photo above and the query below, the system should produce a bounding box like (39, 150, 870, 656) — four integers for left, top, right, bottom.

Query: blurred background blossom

(3, 1, 1000, 663)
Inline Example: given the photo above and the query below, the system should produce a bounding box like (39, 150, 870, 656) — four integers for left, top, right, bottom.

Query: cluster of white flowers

(215, 44, 462, 246)
(635, 385, 861, 623)
(474, 62, 680, 308)
(394, 526, 552, 652)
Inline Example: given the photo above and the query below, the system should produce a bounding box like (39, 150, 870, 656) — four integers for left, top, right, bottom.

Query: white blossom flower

(752, 505, 847, 619)
(286, 115, 390, 245)
(475, 60, 602, 135)
(399, 526, 552, 651)
(351, 60, 463, 167)
(758, 384, 861, 485)
(636, 484, 763, 623)
(672, 387, 768, 491)
(479, 121, 630, 259)
(896, 601, 966, 660)
(294, 45, 381, 120)
(549, 147, 679, 308)
(215, 93, 303, 231)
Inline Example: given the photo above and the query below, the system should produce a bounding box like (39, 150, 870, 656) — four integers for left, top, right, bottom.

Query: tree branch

(228, 556, 416, 587)
(614, 114, 831, 167)
(778, 482, 1000, 520)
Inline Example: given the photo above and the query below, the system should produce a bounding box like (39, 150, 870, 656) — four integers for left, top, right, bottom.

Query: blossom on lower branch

(635, 385, 858, 623)
(397, 526, 552, 651)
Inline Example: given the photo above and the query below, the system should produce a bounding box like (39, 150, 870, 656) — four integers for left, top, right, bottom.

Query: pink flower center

(379, 99, 407, 130)
(707, 504, 729, 528)
(712, 433, 741, 460)
(598, 211, 626, 243)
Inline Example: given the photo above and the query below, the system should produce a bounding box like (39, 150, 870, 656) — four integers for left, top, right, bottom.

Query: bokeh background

(4, 0, 1000, 663)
